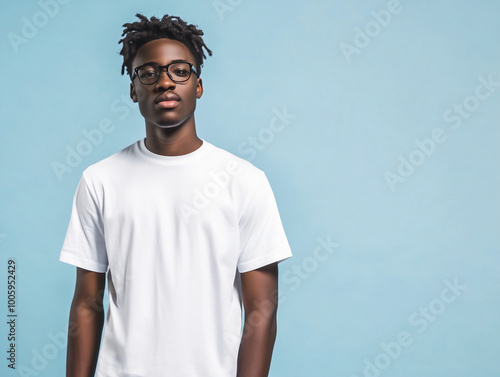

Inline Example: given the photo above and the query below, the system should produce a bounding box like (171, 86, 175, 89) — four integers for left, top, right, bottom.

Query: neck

(144, 121, 202, 156)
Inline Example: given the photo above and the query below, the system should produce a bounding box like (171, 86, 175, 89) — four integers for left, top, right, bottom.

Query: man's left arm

(237, 262, 280, 377)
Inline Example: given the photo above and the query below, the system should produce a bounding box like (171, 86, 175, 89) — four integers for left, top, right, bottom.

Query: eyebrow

(140, 59, 192, 66)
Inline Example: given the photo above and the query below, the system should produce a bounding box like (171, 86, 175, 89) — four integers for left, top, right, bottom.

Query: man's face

(130, 38, 203, 129)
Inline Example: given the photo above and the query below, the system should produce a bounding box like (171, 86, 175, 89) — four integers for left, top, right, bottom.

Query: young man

(60, 14, 292, 377)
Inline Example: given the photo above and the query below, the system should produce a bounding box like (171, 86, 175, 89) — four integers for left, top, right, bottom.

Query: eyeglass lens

(137, 63, 192, 84)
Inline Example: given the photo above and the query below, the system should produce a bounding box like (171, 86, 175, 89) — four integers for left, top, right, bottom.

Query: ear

(130, 82, 138, 103)
(196, 78, 203, 99)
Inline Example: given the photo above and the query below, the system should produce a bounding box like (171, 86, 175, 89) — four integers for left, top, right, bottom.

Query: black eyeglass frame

(131, 61, 199, 84)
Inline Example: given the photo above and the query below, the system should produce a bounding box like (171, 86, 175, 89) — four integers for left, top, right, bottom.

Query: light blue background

(1, 1, 499, 376)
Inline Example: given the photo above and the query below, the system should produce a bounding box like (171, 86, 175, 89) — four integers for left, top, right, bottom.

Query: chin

(152, 117, 186, 129)
(153, 114, 194, 129)
(155, 123, 183, 129)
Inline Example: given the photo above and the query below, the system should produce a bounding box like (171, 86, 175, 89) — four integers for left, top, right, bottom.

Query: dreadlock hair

(118, 14, 212, 78)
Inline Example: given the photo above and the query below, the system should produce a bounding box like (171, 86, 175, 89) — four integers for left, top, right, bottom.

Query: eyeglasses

(131, 61, 198, 85)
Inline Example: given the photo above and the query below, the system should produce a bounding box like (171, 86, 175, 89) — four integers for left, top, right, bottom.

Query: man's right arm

(66, 267, 106, 377)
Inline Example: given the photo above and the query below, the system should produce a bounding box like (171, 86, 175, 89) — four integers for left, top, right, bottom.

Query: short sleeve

(237, 172, 292, 273)
(59, 173, 108, 273)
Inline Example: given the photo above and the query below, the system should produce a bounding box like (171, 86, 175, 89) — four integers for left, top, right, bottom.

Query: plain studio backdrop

(0, 1, 499, 376)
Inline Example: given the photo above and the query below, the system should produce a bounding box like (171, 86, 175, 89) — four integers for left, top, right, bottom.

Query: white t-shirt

(60, 138, 292, 377)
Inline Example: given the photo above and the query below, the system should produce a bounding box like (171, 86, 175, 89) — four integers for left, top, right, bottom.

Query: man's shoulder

(82, 140, 139, 180)
(205, 141, 266, 181)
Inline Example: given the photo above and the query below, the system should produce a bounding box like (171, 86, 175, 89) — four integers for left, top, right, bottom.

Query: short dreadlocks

(118, 14, 212, 78)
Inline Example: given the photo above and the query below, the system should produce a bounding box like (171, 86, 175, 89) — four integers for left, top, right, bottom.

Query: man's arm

(237, 262, 280, 377)
(66, 267, 106, 377)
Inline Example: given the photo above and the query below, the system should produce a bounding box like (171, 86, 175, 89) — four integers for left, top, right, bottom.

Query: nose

(156, 68, 176, 90)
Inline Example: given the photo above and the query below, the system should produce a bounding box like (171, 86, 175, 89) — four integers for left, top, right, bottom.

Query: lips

(155, 92, 181, 104)
(155, 92, 181, 109)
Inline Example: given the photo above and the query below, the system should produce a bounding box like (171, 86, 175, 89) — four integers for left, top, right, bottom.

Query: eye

(172, 68, 189, 77)
(139, 70, 157, 78)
